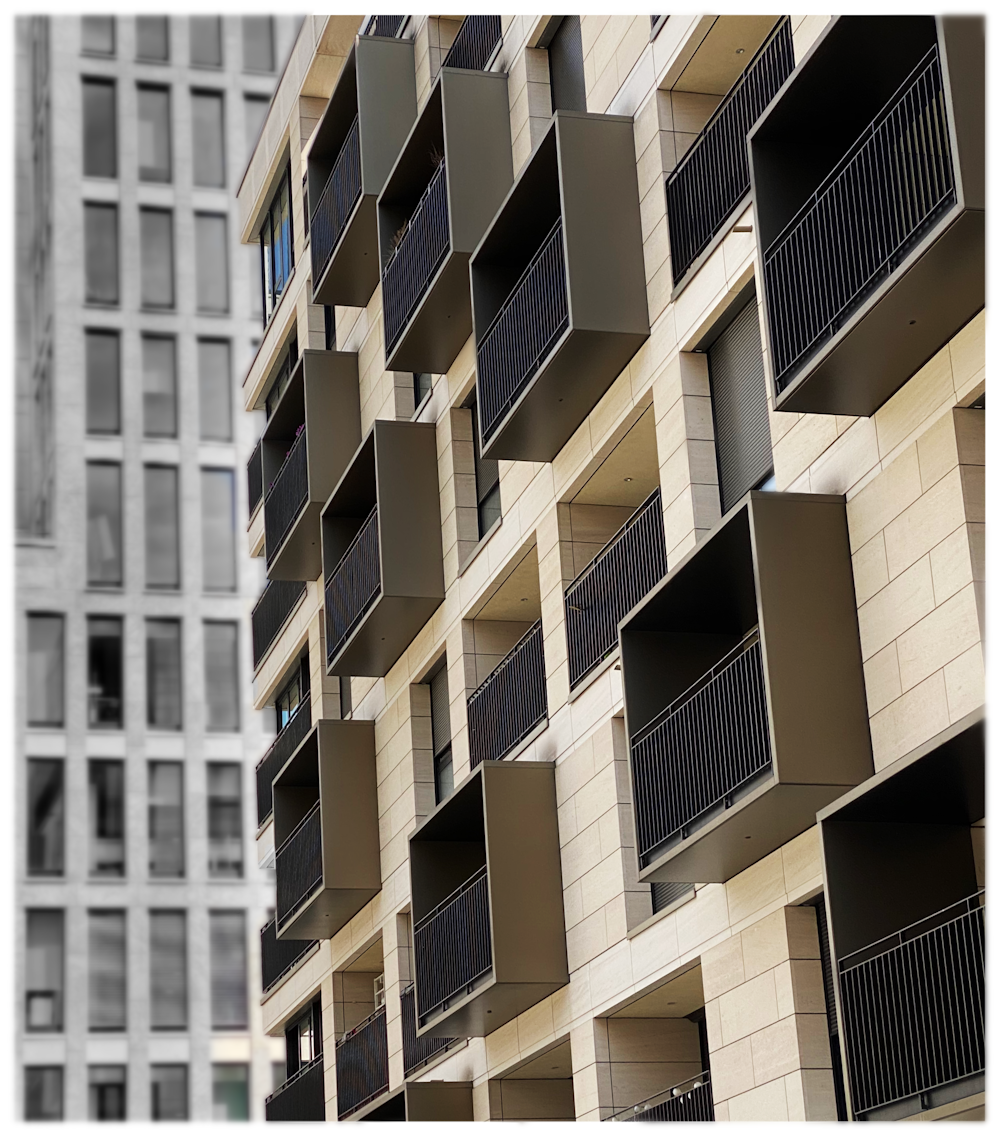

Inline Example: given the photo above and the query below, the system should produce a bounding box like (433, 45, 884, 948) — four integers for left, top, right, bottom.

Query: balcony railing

(247, 436, 263, 518)
(276, 801, 323, 928)
(566, 489, 668, 688)
(442, 15, 502, 70)
(256, 701, 312, 827)
(467, 620, 547, 768)
(838, 892, 985, 1117)
(325, 505, 381, 667)
(265, 1055, 325, 1122)
(631, 630, 772, 864)
(607, 1073, 714, 1122)
(365, 15, 405, 37)
(765, 45, 955, 394)
(336, 1005, 389, 1119)
(252, 578, 306, 669)
(260, 917, 317, 994)
(478, 219, 569, 443)
(265, 427, 309, 565)
(401, 983, 455, 1076)
(414, 865, 493, 1022)
(382, 159, 450, 354)
(666, 18, 794, 284)
(310, 115, 362, 286)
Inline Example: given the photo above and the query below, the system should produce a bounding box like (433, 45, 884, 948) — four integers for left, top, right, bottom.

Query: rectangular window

(148, 762, 184, 877)
(198, 339, 232, 441)
(88, 760, 125, 878)
(192, 90, 225, 187)
(190, 16, 222, 67)
(207, 763, 243, 877)
(201, 469, 236, 591)
(87, 616, 123, 728)
(82, 78, 116, 178)
(150, 911, 187, 1030)
(213, 1065, 249, 1121)
(146, 620, 182, 730)
(242, 16, 274, 71)
(284, 1000, 322, 1078)
(195, 213, 229, 312)
(413, 372, 431, 412)
(138, 84, 171, 182)
(87, 461, 122, 585)
(141, 208, 175, 307)
(144, 465, 180, 589)
(27, 614, 64, 727)
(205, 622, 240, 732)
(471, 393, 501, 538)
(151, 1065, 188, 1120)
(88, 1066, 126, 1121)
(82, 16, 115, 56)
(259, 167, 293, 323)
(85, 330, 120, 434)
(84, 202, 119, 304)
(275, 657, 309, 732)
(210, 911, 247, 1029)
(142, 335, 177, 437)
(88, 910, 126, 1030)
(244, 93, 269, 164)
(28, 759, 64, 876)
(136, 15, 169, 61)
(26, 909, 64, 1032)
(25, 1067, 64, 1121)
(430, 662, 453, 804)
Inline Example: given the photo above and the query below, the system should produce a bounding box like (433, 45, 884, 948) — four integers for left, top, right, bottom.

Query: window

(140, 208, 174, 307)
(213, 1065, 249, 1121)
(150, 911, 187, 1030)
(88, 616, 123, 728)
(207, 763, 243, 877)
(145, 466, 180, 589)
(82, 16, 114, 56)
(244, 93, 269, 164)
(88, 1066, 126, 1121)
(264, 332, 298, 417)
(142, 335, 177, 437)
(138, 85, 171, 182)
(25, 1067, 63, 1121)
(259, 168, 293, 323)
(148, 762, 184, 877)
(28, 760, 64, 875)
(192, 90, 225, 187)
(470, 393, 501, 538)
(88, 760, 125, 877)
(242, 16, 274, 71)
(146, 620, 182, 729)
(198, 339, 232, 441)
(205, 622, 240, 733)
(651, 880, 693, 913)
(151, 1065, 188, 1120)
(26, 910, 64, 1032)
(413, 372, 431, 412)
(84, 202, 119, 304)
(190, 16, 222, 66)
(88, 910, 126, 1030)
(82, 78, 116, 178)
(136, 15, 169, 61)
(210, 911, 248, 1028)
(87, 462, 122, 585)
(85, 330, 120, 434)
(272, 1062, 285, 1093)
(429, 662, 453, 804)
(201, 469, 236, 591)
(247, 242, 264, 320)
(275, 657, 309, 732)
(547, 15, 586, 112)
(195, 213, 229, 312)
(27, 614, 64, 726)
(284, 999, 322, 1080)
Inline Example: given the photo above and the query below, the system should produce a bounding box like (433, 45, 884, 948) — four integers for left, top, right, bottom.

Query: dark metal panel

(356, 35, 418, 197)
(940, 18, 984, 210)
(405, 1081, 474, 1122)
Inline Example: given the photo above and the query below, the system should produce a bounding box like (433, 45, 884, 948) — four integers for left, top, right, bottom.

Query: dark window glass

(147, 620, 182, 729)
(201, 470, 236, 591)
(142, 336, 177, 437)
(82, 16, 115, 56)
(207, 763, 243, 877)
(247, 242, 264, 320)
(196, 213, 229, 312)
(140, 208, 174, 307)
(190, 16, 222, 66)
(413, 372, 431, 412)
(88, 911, 126, 1030)
(84, 203, 119, 304)
(150, 912, 187, 1030)
(85, 330, 120, 434)
(88, 760, 125, 878)
(275, 658, 309, 732)
(198, 340, 232, 441)
(244, 93, 269, 164)
(87, 462, 123, 585)
(213, 1065, 249, 1121)
(260, 168, 293, 323)
(205, 622, 240, 731)
(28, 760, 64, 876)
(148, 762, 184, 877)
(27, 614, 64, 726)
(471, 394, 501, 538)
(548, 15, 586, 112)
(429, 663, 454, 804)
(284, 1000, 322, 1078)
(210, 912, 247, 1028)
(88, 1066, 126, 1120)
(26, 910, 64, 1032)
(136, 16, 169, 61)
(88, 616, 123, 728)
(25, 1066, 64, 1121)
(340, 675, 352, 719)
(192, 91, 225, 187)
(138, 85, 171, 182)
(151, 1065, 188, 1120)
(145, 465, 180, 589)
(264, 333, 298, 417)
(242, 16, 274, 71)
(82, 79, 117, 178)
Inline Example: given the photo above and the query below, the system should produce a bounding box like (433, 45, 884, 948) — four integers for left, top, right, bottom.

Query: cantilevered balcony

(262, 350, 361, 581)
(251, 579, 306, 671)
(467, 620, 547, 768)
(472, 112, 649, 462)
(378, 67, 512, 374)
(260, 917, 317, 995)
(751, 16, 984, 416)
(322, 420, 443, 678)
(308, 34, 416, 308)
(265, 1056, 325, 1122)
(409, 761, 567, 1038)
(256, 700, 312, 826)
(607, 1073, 714, 1122)
(442, 15, 502, 70)
(336, 1006, 389, 1119)
(620, 492, 872, 884)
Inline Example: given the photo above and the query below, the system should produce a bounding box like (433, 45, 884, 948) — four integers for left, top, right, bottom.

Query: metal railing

(467, 620, 547, 768)
(276, 801, 323, 929)
(839, 892, 985, 1117)
(765, 44, 955, 393)
(265, 1055, 326, 1122)
(265, 427, 309, 565)
(442, 15, 502, 70)
(364, 15, 405, 37)
(325, 505, 381, 667)
(414, 865, 493, 1021)
(256, 700, 313, 826)
(666, 18, 794, 284)
(260, 917, 318, 994)
(252, 578, 307, 669)
(336, 1005, 389, 1119)
(310, 115, 362, 286)
(247, 436, 263, 518)
(631, 630, 772, 865)
(478, 218, 569, 443)
(401, 983, 455, 1076)
(566, 490, 668, 688)
(382, 159, 450, 354)
(607, 1073, 714, 1122)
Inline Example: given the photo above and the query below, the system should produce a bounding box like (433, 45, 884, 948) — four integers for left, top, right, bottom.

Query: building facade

(15, 13, 303, 1122)
(242, 14, 985, 1124)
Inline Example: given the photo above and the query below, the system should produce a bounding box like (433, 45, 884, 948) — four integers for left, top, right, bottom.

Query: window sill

(457, 515, 502, 577)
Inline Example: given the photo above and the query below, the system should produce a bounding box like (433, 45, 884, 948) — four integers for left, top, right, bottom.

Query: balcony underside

(267, 499, 324, 582)
(312, 194, 378, 309)
(417, 972, 568, 1040)
(383, 251, 471, 375)
(277, 879, 380, 942)
(327, 592, 443, 678)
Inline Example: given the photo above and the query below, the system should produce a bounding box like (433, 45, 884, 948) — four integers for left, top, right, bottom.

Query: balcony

(262, 350, 361, 581)
(364, 15, 406, 37)
(666, 18, 793, 286)
(471, 112, 649, 462)
(265, 1056, 325, 1122)
(467, 620, 546, 768)
(750, 16, 984, 416)
(260, 917, 317, 994)
(251, 579, 306, 671)
(256, 700, 312, 827)
(272, 720, 380, 940)
(322, 420, 444, 678)
(620, 492, 872, 884)
(336, 1005, 389, 1119)
(409, 761, 567, 1038)
(308, 34, 416, 308)
(401, 983, 456, 1076)
(442, 15, 502, 70)
(247, 436, 263, 520)
(377, 67, 512, 373)
(608, 1073, 714, 1122)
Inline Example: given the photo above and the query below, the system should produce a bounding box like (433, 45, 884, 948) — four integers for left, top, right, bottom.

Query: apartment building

(241, 14, 984, 1123)
(14, 13, 304, 1122)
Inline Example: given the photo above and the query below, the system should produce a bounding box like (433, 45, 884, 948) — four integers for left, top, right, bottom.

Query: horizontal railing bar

(839, 889, 986, 969)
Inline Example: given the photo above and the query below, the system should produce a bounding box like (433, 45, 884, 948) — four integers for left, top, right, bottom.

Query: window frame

(258, 164, 294, 327)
